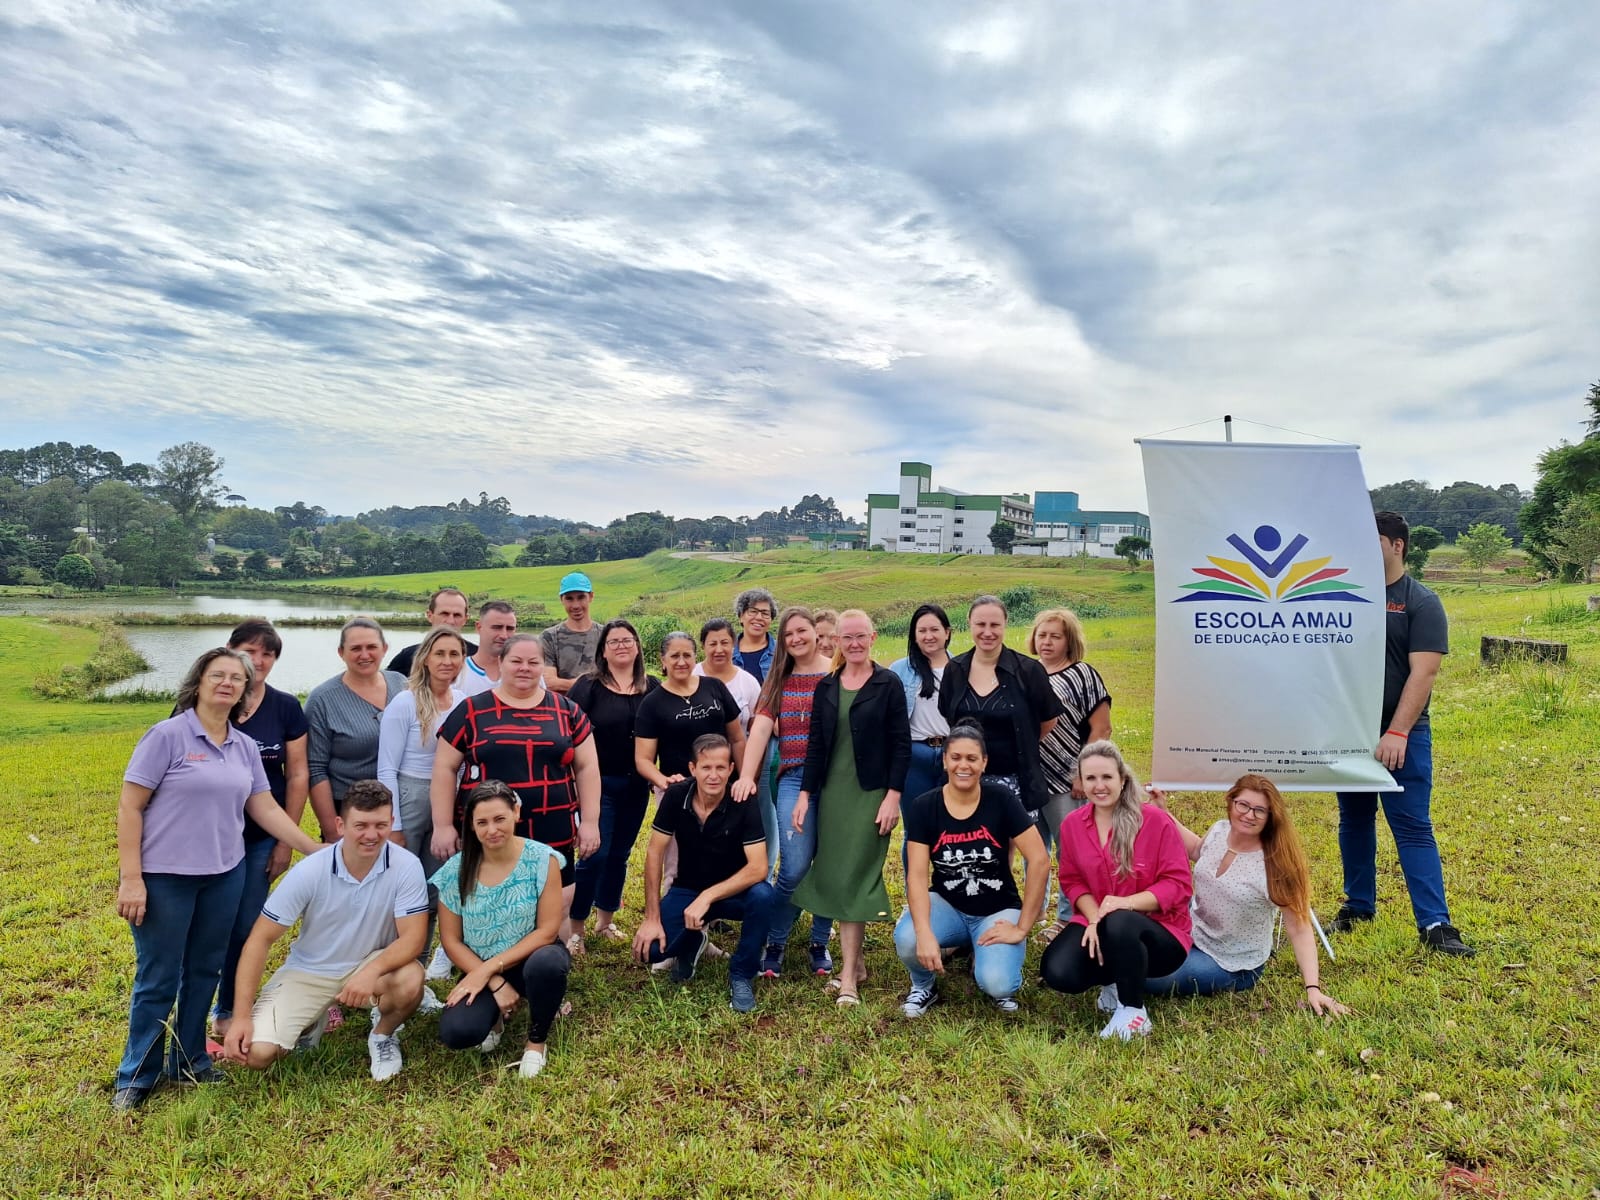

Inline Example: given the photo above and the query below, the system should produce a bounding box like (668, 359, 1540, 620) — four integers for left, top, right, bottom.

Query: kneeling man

(221, 780, 429, 1081)
(633, 734, 774, 1013)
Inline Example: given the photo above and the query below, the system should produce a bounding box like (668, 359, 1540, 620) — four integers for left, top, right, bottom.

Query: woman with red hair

(1147, 774, 1349, 1017)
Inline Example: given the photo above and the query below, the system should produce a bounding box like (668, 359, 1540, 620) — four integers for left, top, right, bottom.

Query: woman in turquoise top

(433, 781, 569, 1079)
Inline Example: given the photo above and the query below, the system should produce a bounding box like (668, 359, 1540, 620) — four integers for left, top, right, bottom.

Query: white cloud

(0, 1, 1596, 521)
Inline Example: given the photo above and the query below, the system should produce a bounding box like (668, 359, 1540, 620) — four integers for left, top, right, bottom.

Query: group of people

(111, 513, 1471, 1112)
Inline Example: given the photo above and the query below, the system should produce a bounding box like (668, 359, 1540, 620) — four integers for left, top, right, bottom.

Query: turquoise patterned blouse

(431, 839, 566, 961)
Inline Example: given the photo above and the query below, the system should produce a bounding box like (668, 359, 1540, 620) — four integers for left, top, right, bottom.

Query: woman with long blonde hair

(1146, 775, 1349, 1017)
(377, 625, 468, 875)
(1038, 740, 1192, 1039)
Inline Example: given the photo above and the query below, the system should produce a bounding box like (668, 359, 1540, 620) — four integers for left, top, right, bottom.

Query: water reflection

(0, 591, 414, 621)
(109, 623, 432, 697)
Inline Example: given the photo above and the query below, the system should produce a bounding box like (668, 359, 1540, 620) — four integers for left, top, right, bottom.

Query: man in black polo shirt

(633, 734, 774, 1013)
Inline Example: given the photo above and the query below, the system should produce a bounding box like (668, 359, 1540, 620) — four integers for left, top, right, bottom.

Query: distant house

(1018, 492, 1151, 559)
(866, 462, 1034, 555)
(866, 464, 1149, 559)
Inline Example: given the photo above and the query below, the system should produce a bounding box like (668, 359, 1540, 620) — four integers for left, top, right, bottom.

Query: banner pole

(1224, 414, 1233, 442)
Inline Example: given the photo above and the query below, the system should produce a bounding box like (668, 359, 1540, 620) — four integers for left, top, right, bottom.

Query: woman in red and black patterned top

(430, 634, 601, 918)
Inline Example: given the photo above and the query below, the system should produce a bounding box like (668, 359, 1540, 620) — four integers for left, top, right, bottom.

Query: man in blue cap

(541, 571, 600, 694)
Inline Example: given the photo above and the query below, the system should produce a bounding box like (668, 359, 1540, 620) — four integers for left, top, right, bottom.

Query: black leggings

(437, 944, 571, 1049)
(1039, 909, 1187, 1008)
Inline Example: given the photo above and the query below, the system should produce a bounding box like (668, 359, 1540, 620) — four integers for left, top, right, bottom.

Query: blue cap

(558, 571, 594, 596)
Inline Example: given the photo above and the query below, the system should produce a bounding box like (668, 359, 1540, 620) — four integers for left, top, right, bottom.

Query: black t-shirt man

(1381, 573, 1448, 730)
(651, 779, 765, 896)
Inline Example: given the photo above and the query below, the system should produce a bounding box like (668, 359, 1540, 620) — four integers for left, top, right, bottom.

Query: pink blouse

(1057, 802, 1194, 950)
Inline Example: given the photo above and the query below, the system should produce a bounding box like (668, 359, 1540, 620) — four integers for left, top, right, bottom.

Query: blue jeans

(903, 742, 946, 807)
(893, 894, 1025, 999)
(1335, 726, 1451, 929)
(757, 742, 779, 881)
(644, 882, 777, 982)
(213, 837, 275, 1019)
(901, 742, 947, 874)
(117, 863, 246, 1090)
(572, 775, 649, 922)
(767, 771, 832, 948)
(1145, 946, 1265, 996)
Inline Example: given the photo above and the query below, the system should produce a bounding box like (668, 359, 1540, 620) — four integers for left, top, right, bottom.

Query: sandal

(595, 923, 628, 942)
(834, 989, 860, 1008)
(1037, 919, 1070, 946)
(566, 933, 586, 955)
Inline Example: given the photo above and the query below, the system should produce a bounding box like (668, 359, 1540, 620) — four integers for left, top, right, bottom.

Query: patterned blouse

(431, 838, 566, 961)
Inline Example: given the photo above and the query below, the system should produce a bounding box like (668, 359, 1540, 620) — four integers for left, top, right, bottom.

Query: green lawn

(2, 565, 1597, 1197)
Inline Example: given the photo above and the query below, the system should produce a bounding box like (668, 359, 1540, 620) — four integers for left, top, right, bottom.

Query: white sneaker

(370, 1005, 404, 1037)
(991, 995, 1020, 1014)
(417, 987, 444, 1014)
(1097, 984, 1120, 1014)
(703, 940, 728, 960)
(650, 956, 676, 974)
(901, 985, 940, 1018)
(426, 947, 453, 981)
(517, 1048, 547, 1079)
(368, 1032, 404, 1081)
(1099, 1004, 1153, 1041)
(478, 1027, 502, 1053)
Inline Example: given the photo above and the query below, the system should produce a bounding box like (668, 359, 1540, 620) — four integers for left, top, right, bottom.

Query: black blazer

(938, 647, 1064, 813)
(800, 664, 912, 795)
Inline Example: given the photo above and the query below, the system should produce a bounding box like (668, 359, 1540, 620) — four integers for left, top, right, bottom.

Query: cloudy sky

(2, 1, 1597, 522)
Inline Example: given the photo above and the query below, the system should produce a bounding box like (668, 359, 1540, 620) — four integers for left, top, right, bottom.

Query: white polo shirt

(456, 655, 497, 698)
(262, 841, 429, 976)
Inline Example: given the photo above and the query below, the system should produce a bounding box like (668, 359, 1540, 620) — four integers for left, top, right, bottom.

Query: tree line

(0, 440, 860, 588)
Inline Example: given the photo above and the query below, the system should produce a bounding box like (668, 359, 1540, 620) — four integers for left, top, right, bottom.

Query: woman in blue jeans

(113, 648, 321, 1111)
(567, 619, 659, 949)
(732, 606, 836, 978)
(895, 722, 1049, 1016)
(889, 603, 952, 813)
(1145, 774, 1349, 1017)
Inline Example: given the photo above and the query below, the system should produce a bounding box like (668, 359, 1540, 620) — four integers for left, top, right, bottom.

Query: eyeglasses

(1231, 798, 1269, 820)
(604, 639, 636, 649)
(204, 671, 249, 685)
(840, 634, 873, 644)
(745, 609, 774, 620)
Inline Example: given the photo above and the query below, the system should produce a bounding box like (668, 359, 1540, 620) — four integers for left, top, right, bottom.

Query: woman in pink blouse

(1039, 740, 1192, 1039)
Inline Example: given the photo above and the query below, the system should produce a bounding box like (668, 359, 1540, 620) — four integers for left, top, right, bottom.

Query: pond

(0, 590, 415, 621)
(2, 592, 431, 697)
(105, 624, 434, 697)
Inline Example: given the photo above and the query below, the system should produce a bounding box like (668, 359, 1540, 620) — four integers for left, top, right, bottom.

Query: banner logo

(1175, 524, 1368, 604)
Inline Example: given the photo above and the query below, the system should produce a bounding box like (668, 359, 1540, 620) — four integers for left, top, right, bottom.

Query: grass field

(2, 556, 1597, 1198)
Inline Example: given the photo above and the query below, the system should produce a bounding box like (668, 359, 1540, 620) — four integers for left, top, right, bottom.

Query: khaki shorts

(251, 950, 386, 1049)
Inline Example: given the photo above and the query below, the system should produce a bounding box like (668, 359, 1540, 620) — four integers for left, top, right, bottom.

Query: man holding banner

(1333, 512, 1473, 957)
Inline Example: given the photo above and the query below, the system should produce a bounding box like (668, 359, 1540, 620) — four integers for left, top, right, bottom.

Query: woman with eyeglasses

(732, 589, 779, 685)
(112, 648, 321, 1111)
(567, 619, 660, 948)
(791, 610, 911, 1006)
(1145, 775, 1349, 1017)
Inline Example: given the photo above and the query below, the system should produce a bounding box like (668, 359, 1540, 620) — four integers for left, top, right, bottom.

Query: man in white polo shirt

(220, 780, 429, 1081)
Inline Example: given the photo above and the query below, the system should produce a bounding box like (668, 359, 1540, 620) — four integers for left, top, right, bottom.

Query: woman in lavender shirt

(112, 648, 320, 1112)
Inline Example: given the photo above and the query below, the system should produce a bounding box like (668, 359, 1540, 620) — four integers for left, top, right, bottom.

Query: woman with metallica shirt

(211, 619, 310, 1040)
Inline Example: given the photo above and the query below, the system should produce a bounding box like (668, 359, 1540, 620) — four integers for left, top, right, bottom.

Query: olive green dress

(793, 688, 893, 923)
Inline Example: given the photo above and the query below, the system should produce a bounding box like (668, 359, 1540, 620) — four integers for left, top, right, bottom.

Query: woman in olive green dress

(792, 610, 912, 1005)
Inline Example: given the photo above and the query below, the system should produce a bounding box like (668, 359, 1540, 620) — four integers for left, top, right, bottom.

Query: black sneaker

(111, 1085, 152, 1112)
(1330, 906, 1374, 934)
(671, 930, 708, 982)
(167, 1065, 227, 1086)
(1421, 923, 1476, 957)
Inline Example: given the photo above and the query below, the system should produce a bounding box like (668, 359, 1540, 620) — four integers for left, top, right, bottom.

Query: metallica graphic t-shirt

(903, 781, 1036, 917)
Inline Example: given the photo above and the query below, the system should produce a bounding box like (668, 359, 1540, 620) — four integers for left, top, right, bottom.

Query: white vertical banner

(1140, 439, 1398, 791)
